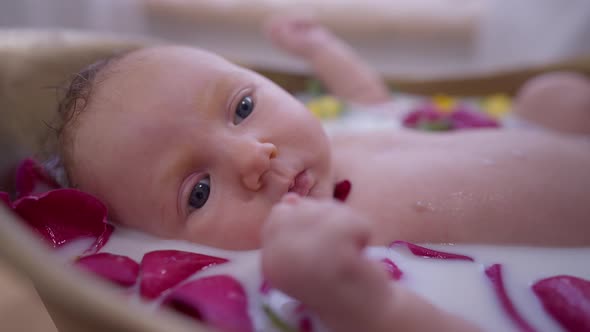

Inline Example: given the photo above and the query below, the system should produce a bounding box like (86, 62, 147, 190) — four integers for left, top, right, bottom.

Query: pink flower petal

(532, 275, 590, 332)
(15, 158, 60, 198)
(0, 192, 12, 208)
(13, 189, 112, 254)
(75, 253, 139, 287)
(450, 109, 499, 130)
(402, 105, 441, 125)
(162, 275, 253, 332)
(140, 250, 228, 299)
(390, 241, 474, 261)
(333, 180, 351, 202)
(485, 264, 537, 332)
(402, 106, 453, 131)
(380, 258, 403, 280)
(259, 279, 272, 295)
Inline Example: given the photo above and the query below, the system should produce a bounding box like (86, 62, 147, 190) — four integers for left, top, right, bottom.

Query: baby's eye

(233, 96, 254, 125)
(188, 176, 210, 209)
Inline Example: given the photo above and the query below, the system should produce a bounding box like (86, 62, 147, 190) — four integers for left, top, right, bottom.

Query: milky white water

(59, 227, 590, 332)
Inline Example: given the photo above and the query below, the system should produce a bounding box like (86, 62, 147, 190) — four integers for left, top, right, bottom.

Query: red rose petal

(532, 275, 590, 332)
(0, 192, 12, 208)
(390, 241, 474, 261)
(259, 279, 272, 295)
(162, 275, 253, 332)
(401, 109, 422, 127)
(76, 253, 139, 287)
(402, 105, 441, 126)
(299, 317, 313, 332)
(380, 258, 403, 280)
(485, 264, 537, 332)
(13, 189, 112, 254)
(450, 109, 499, 130)
(140, 250, 228, 299)
(402, 106, 452, 131)
(15, 158, 60, 198)
(333, 180, 351, 202)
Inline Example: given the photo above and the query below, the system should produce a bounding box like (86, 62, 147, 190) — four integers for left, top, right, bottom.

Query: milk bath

(60, 227, 590, 332)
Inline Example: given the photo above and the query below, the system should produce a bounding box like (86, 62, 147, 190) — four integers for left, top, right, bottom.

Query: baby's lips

(139, 250, 229, 299)
(533, 275, 590, 332)
(161, 275, 254, 332)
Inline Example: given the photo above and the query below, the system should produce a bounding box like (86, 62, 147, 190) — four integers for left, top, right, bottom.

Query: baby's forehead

(104, 46, 261, 102)
(128, 46, 227, 65)
(89, 46, 251, 116)
(104, 46, 237, 85)
(78, 45, 258, 152)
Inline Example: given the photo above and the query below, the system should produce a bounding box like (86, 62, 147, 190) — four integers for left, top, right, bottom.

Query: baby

(51, 16, 590, 332)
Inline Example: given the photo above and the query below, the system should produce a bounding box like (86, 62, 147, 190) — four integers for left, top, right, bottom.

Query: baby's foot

(264, 15, 338, 59)
(514, 72, 590, 135)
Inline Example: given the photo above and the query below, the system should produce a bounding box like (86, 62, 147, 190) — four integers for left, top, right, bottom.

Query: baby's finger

(261, 197, 328, 243)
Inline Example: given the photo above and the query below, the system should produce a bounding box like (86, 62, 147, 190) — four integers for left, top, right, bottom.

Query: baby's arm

(262, 195, 479, 332)
(265, 15, 391, 105)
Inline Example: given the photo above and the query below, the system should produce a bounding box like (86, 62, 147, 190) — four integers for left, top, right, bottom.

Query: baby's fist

(261, 195, 373, 298)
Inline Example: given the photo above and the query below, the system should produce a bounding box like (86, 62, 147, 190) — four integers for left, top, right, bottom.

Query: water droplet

(160, 269, 167, 275)
(413, 201, 435, 213)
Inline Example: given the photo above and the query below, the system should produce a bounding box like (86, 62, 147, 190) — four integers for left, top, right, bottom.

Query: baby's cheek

(189, 202, 272, 250)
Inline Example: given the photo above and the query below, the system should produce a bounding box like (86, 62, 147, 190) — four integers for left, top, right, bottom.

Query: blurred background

(1, 0, 590, 78)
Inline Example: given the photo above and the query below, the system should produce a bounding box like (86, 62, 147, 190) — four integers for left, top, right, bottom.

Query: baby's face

(71, 47, 333, 249)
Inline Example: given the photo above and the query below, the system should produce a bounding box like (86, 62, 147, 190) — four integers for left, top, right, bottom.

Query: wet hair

(46, 52, 130, 187)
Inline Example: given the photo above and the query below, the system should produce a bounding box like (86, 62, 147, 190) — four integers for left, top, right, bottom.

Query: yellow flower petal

(482, 94, 512, 119)
(306, 96, 342, 119)
(432, 94, 457, 113)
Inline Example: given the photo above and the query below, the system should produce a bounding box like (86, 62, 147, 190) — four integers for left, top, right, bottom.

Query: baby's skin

(264, 15, 590, 248)
(58, 17, 590, 332)
(263, 194, 479, 332)
(67, 45, 590, 249)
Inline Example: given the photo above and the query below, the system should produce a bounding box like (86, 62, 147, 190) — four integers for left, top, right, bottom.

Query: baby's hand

(264, 15, 334, 58)
(261, 195, 393, 329)
(261, 194, 375, 294)
(261, 195, 480, 332)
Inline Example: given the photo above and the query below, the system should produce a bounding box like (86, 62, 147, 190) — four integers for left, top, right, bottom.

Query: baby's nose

(235, 140, 277, 191)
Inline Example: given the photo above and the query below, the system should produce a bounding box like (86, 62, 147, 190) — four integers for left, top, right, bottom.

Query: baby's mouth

(288, 170, 313, 197)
